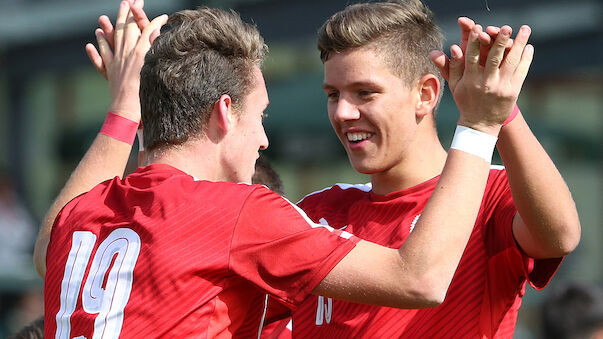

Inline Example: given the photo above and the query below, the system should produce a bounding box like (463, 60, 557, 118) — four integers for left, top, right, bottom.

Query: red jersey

(44, 164, 359, 338)
(268, 166, 562, 338)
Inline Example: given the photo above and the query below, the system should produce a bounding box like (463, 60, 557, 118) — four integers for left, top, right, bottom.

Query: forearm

(33, 134, 132, 277)
(396, 149, 491, 304)
(314, 144, 496, 309)
(34, 1, 166, 277)
(497, 113, 580, 258)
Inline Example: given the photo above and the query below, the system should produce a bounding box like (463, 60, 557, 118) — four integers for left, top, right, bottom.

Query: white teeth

(347, 132, 372, 142)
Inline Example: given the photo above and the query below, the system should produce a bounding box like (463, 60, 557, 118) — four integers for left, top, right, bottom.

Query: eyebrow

(322, 83, 336, 91)
(322, 81, 383, 91)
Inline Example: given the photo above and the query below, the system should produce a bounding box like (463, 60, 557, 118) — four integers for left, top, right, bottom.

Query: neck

(143, 139, 222, 181)
(370, 124, 448, 195)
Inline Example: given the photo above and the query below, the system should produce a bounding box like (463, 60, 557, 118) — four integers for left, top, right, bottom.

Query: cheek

(327, 105, 338, 126)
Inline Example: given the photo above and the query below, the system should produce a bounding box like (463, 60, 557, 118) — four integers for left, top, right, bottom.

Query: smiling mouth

(346, 132, 374, 142)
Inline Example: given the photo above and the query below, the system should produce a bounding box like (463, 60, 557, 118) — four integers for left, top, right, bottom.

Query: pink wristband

(502, 104, 520, 126)
(100, 112, 139, 145)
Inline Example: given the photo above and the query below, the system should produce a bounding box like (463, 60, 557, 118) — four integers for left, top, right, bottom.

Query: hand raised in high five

(437, 24, 533, 135)
(84, 1, 166, 122)
(86, 0, 155, 80)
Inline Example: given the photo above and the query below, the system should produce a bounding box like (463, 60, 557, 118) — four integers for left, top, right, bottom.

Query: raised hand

(84, 1, 167, 122)
(430, 17, 513, 82)
(446, 24, 534, 134)
(86, 0, 157, 80)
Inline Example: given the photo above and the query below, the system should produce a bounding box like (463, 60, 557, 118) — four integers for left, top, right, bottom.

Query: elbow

(416, 277, 448, 307)
(556, 222, 581, 256)
(33, 255, 46, 278)
(33, 239, 47, 278)
(399, 274, 449, 308)
(556, 206, 582, 256)
(542, 220, 582, 258)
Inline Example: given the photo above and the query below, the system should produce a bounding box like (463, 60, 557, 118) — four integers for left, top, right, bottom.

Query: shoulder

(170, 178, 262, 202)
(297, 182, 371, 207)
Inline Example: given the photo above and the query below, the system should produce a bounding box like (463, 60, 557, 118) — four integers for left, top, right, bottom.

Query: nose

(331, 99, 360, 123)
(259, 127, 269, 150)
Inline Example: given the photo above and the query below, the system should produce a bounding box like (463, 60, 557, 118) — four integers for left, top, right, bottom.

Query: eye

(358, 90, 374, 98)
(326, 91, 339, 101)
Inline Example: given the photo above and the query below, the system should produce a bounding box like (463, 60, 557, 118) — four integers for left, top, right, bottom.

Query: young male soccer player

(266, 1, 581, 338)
(35, 2, 544, 338)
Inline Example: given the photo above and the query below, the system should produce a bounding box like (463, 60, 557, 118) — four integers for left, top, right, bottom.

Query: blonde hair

(318, 0, 443, 90)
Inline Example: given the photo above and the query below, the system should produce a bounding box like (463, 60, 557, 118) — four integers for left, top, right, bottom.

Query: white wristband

(450, 125, 498, 162)
(137, 128, 144, 152)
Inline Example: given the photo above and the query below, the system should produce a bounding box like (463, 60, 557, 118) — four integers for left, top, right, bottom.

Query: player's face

(323, 47, 421, 175)
(226, 66, 270, 183)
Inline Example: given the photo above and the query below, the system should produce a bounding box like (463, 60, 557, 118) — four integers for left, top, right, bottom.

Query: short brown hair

(140, 7, 267, 152)
(318, 0, 443, 90)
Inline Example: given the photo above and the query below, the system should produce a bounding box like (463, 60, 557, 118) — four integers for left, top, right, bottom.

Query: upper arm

(512, 213, 557, 259)
(312, 240, 441, 309)
(513, 207, 579, 259)
(34, 205, 66, 277)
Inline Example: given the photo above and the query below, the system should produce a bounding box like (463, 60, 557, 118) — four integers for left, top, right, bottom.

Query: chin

(349, 159, 381, 175)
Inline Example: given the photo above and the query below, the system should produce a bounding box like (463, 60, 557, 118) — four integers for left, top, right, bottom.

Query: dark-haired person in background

(542, 282, 603, 339)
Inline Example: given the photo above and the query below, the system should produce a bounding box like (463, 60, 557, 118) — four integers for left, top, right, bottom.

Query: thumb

(139, 14, 168, 50)
(149, 29, 160, 45)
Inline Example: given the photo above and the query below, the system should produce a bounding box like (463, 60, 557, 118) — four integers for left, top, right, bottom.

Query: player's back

(44, 163, 266, 338)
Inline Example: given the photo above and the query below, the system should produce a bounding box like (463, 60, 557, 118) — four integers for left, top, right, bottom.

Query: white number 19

(55, 228, 141, 339)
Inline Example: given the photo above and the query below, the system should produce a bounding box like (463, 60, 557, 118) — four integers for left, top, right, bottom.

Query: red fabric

(44, 164, 358, 338)
(262, 318, 292, 339)
(99, 112, 139, 145)
(274, 167, 562, 339)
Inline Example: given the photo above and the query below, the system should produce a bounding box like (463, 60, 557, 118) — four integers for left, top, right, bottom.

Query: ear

(415, 74, 440, 118)
(213, 94, 235, 135)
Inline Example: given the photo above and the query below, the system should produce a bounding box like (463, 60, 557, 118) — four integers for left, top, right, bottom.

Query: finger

(429, 50, 450, 81)
(448, 44, 464, 90)
(458, 17, 475, 53)
(98, 15, 115, 50)
(95, 28, 114, 68)
(501, 25, 531, 77)
(114, 1, 130, 56)
(138, 14, 168, 51)
(149, 29, 161, 45)
(464, 25, 482, 73)
(478, 28, 493, 67)
(479, 31, 492, 45)
(486, 26, 513, 50)
(512, 44, 534, 87)
(122, 10, 141, 54)
(130, 0, 151, 31)
(85, 43, 107, 79)
(484, 25, 512, 76)
(486, 26, 500, 37)
(478, 45, 490, 67)
(476, 26, 497, 67)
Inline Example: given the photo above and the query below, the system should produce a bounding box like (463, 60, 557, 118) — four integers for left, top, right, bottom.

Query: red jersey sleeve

(487, 169, 562, 290)
(229, 186, 359, 308)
